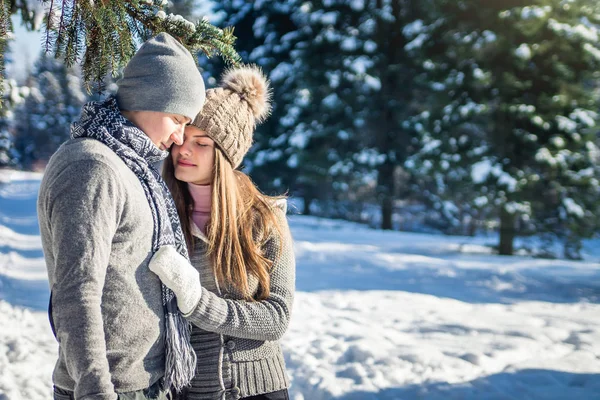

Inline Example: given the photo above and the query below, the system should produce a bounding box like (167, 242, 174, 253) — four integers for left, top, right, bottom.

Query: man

(37, 33, 205, 400)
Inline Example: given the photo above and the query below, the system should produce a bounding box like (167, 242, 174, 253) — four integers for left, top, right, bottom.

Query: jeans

(241, 389, 289, 400)
(53, 381, 170, 400)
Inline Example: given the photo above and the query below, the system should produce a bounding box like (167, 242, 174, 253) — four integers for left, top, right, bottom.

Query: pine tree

(1, 0, 240, 101)
(415, 0, 600, 256)
(0, 47, 23, 168)
(287, 1, 370, 215)
(0, 102, 18, 167)
(299, 0, 435, 229)
(14, 53, 87, 169)
(203, 1, 307, 199)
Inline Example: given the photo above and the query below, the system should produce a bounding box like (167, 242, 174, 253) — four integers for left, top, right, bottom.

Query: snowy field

(0, 169, 599, 400)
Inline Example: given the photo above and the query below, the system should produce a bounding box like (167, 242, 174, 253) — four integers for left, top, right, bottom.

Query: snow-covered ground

(1, 170, 599, 400)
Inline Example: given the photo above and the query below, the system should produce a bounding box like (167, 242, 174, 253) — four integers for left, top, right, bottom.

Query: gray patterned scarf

(71, 96, 196, 392)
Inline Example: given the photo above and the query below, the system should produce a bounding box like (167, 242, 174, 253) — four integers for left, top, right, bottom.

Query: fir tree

(288, 1, 368, 215)
(300, 0, 434, 229)
(204, 1, 307, 199)
(14, 53, 87, 169)
(414, 0, 600, 256)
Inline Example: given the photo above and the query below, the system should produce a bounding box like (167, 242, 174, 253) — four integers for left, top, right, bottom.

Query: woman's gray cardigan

(184, 203, 295, 400)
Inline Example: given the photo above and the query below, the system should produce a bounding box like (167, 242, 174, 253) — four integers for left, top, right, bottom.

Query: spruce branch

(2, 0, 241, 101)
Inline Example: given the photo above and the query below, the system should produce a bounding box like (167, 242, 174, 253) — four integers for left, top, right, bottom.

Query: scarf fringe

(163, 309, 197, 392)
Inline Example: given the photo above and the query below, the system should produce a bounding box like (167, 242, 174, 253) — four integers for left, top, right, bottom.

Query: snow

(349, 56, 372, 75)
(556, 116, 578, 133)
(503, 201, 531, 215)
(583, 43, 600, 61)
(350, 0, 364, 11)
(572, 24, 599, 42)
(474, 196, 488, 208)
(270, 62, 294, 83)
(364, 75, 381, 91)
(164, 13, 196, 32)
(423, 60, 435, 70)
(515, 44, 533, 60)
(551, 136, 566, 149)
(312, 11, 338, 26)
(354, 149, 386, 167)
(535, 147, 558, 167)
(254, 16, 268, 38)
(563, 198, 585, 218)
(458, 102, 485, 118)
(570, 109, 597, 128)
(288, 130, 309, 149)
(405, 33, 428, 51)
(470, 161, 519, 192)
(472, 68, 486, 80)
(549, 19, 600, 42)
(403, 20, 425, 38)
(520, 6, 552, 20)
(482, 30, 497, 43)
(363, 40, 377, 53)
(322, 93, 341, 108)
(471, 160, 498, 184)
(1, 172, 600, 399)
(287, 154, 298, 169)
(341, 37, 359, 52)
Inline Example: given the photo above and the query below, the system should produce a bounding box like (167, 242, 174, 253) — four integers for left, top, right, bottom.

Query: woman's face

(171, 125, 215, 185)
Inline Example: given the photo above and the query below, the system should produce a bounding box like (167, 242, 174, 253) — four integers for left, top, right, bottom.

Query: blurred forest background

(1, 0, 599, 260)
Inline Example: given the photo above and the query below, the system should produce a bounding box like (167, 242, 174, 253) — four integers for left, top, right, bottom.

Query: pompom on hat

(192, 65, 272, 168)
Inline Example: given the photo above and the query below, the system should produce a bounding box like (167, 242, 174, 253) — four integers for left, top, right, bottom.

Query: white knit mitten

(149, 246, 202, 315)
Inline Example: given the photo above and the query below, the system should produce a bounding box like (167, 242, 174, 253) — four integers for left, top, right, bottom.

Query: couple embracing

(37, 33, 295, 400)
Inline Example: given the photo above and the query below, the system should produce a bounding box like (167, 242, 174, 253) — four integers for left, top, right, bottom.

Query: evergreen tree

(288, 1, 370, 215)
(204, 1, 307, 198)
(0, 126, 16, 167)
(359, 0, 436, 229)
(209, 1, 435, 223)
(0, 46, 23, 168)
(297, 0, 434, 228)
(415, 0, 600, 256)
(14, 53, 87, 169)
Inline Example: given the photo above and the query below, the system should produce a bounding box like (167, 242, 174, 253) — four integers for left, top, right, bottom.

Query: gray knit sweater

(184, 205, 295, 400)
(37, 138, 166, 399)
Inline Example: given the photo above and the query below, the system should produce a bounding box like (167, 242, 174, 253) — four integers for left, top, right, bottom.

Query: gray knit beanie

(116, 33, 205, 121)
(192, 65, 271, 168)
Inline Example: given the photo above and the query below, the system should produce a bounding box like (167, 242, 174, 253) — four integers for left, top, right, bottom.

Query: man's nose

(171, 129, 184, 146)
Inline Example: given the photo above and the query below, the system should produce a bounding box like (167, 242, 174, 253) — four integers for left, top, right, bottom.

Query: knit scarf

(71, 96, 196, 392)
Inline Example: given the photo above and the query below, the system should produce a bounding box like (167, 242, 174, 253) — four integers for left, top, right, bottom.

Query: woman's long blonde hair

(164, 147, 286, 301)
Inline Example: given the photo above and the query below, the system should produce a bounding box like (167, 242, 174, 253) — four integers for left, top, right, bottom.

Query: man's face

(125, 111, 191, 150)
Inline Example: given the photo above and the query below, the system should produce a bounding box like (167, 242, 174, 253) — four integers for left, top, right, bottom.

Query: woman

(149, 65, 295, 400)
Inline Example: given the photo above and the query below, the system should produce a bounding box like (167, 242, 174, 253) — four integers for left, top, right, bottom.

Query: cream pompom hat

(191, 65, 272, 168)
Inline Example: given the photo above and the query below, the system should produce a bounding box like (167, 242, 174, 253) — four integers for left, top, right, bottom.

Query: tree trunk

(467, 217, 477, 237)
(381, 195, 393, 230)
(303, 195, 313, 216)
(564, 236, 582, 260)
(499, 208, 516, 255)
(378, 160, 394, 230)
